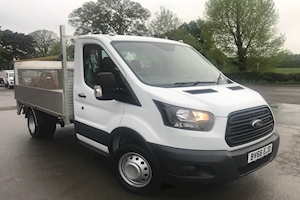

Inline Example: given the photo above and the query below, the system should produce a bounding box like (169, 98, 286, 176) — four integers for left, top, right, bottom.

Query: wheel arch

(109, 127, 159, 169)
(25, 107, 37, 125)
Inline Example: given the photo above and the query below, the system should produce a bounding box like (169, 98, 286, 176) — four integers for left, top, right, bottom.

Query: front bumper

(149, 132, 279, 184)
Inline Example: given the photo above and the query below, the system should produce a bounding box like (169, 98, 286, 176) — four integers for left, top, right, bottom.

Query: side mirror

(94, 72, 117, 100)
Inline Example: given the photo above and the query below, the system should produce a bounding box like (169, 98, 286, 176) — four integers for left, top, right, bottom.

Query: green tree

(278, 51, 300, 68)
(204, 0, 285, 71)
(180, 20, 211, 57)
(48, 41, 75, 61)
(174, 20, 228, 69)
(68, 0, 150, 35)
(29, 30, 59, 57)
(48, 41, 60, 56)
(0, 27, 4, 69)
(0, 30, 35, 69)
(166, 28, 203, 52)
(0, 27, 2, 52)
(180, 20, 208, 46)
(148, 6, 182, 37)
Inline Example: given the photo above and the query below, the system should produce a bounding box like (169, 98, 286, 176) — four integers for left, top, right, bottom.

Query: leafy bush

(277, 65, 300, 68)
(224, 72, 300, 83)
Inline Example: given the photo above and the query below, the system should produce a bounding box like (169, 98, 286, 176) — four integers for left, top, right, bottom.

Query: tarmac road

(246, 84, 300, 105)
(0, 84, 300, 199)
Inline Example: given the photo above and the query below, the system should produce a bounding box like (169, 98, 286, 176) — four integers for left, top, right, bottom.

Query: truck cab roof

(78, 34, 186, 45)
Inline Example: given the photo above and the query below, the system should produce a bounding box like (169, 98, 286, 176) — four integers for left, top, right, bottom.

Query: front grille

(225, 106, 274, 147)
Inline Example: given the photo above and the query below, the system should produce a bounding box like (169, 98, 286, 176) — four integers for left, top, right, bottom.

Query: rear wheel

(44, 116, 57, 137)
(27, 109, 57, 138)
(27, 109, 46, 138)
(113, 144, 161, 195)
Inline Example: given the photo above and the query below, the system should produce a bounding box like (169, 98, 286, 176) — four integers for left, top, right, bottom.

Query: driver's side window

(83, 44, 140, 105)
(83, 44, 111, 88)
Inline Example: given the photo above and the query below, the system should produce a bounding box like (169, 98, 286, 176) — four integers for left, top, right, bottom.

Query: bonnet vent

(185, 89, 217, 94)
(227, 86, 244, 91)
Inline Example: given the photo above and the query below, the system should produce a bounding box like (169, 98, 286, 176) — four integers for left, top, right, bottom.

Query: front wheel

(113, 144, 161, 195)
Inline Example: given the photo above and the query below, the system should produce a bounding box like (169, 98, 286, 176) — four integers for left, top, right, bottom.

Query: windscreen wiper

(174, 81, 216, 87)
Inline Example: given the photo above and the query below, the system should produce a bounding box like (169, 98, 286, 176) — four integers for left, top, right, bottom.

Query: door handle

(78, 93, 86, 98)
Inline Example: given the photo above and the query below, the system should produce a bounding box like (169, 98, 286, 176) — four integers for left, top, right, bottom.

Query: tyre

(27, 109, 46, 138)
(113, 144, 161, 195)
(27, 109, 57, 138)
(44, 116, 57, 137)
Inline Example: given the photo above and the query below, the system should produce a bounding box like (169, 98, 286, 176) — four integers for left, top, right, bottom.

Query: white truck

(14, 26, 279, 194)
(3, 70, 14, 89)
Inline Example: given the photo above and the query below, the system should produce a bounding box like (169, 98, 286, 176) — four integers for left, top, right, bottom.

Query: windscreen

(112, 41, 226, 87)
(9, 73, 14, 77)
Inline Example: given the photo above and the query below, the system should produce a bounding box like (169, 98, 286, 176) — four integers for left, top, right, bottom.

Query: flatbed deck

(14, 60, 74, 124)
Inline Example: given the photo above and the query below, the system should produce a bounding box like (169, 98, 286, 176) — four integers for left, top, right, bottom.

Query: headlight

(154, 101, 214, 131)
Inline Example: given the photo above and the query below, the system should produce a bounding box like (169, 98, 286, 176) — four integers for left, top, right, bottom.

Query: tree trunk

(237, 55, 247, 71)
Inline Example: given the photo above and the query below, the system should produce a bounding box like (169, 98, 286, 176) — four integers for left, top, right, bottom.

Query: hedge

(224, 72, 300, 83)
(277, 65, 300, 68)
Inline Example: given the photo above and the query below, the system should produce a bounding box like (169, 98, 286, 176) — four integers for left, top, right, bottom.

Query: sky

(0, 0, 299, 54)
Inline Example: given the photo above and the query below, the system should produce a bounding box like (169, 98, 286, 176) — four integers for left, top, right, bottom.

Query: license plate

(247, 143, 273, 163)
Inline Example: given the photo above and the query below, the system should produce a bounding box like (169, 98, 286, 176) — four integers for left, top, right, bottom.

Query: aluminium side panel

(15, 85, 64, 116)
(14, 60, 74, 123)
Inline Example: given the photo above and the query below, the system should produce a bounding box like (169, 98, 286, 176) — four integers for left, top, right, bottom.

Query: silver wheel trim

(28, 114, 36, 133)
(118, 152, 152, 188)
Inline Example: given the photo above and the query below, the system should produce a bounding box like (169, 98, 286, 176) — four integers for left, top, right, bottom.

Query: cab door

(73, 39, 124, 153)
